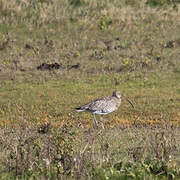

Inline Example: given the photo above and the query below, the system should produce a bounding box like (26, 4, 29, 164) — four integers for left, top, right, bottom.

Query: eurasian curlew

(75, 91, 134, 129)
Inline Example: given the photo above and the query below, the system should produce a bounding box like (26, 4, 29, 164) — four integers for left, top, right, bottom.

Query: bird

(75, 91, 134, 129)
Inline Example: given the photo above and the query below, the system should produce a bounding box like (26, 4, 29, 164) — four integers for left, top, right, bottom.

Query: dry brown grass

(0, 124, 180, 179)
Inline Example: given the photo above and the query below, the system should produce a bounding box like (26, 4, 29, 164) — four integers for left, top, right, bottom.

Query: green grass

(0, 71, 179, 127)
(0, 0, 180, 179)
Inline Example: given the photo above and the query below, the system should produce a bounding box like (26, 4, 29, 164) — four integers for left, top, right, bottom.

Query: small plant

(122, 58, 131, 67)
(68, 0, 87, 7)
(149, 131, 177, 161)
(99, 15, 112, 30)
(146, 0, 174, 7)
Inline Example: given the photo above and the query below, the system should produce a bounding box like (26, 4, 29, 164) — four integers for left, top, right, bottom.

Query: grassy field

(0, 0, 180, 179)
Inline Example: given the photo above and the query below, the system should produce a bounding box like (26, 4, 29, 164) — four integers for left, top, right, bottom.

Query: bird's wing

(88, 97, 113, 111)
(76, 97, 108, 111)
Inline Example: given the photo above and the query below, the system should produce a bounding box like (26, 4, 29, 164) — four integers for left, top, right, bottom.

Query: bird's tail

(75, 103, 90, 112)
(75, 107, 86, 112)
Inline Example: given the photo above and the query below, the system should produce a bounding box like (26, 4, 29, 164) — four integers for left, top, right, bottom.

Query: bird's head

(112, 90, 134, 108)
(112, 91, 122, 99)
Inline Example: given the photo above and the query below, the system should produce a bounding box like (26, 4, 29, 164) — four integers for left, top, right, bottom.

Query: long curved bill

(122, 95, 134, 108)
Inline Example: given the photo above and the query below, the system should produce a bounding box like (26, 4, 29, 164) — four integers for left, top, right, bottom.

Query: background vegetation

(0, 0, 180, 179)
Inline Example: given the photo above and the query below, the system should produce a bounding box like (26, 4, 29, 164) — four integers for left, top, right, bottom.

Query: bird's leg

(93, 114, 98, 128)
(100, 115, 104, 129)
